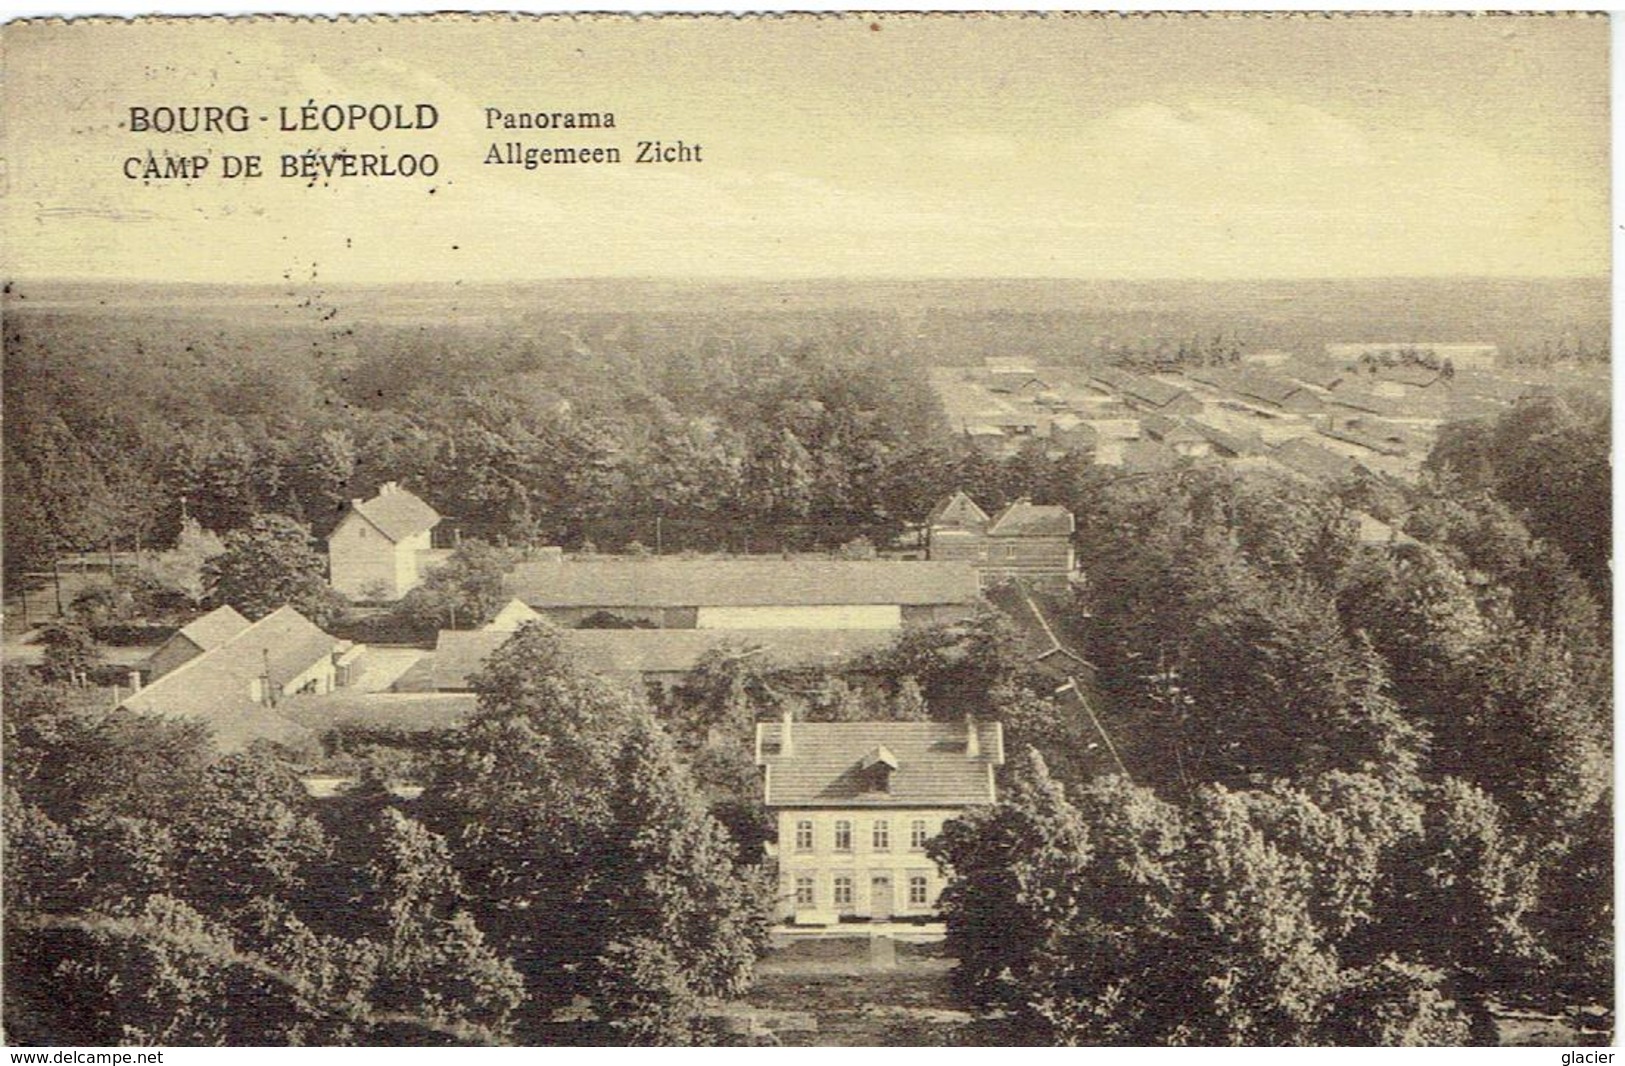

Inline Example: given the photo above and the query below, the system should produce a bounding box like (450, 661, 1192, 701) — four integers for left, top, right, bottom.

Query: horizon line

(5, 273, 1611, 288)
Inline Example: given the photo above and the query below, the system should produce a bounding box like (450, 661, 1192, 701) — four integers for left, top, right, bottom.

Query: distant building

(756, 716, 1003, 924)
(504, 557, 982, 630)
(119, 605, 351, 752)
(1325, 343, 1497, 370)
(143, 604, 251, 681)
(925, 494, 1075, 580)
(1270, 438, 1365, 482)
(433, 626, 896, 697)
(1230, 371, 1325, 415)
(328, 482, 443, 601)
(1140, 413, 1214, 458)
(1088, 367, 1203, 415)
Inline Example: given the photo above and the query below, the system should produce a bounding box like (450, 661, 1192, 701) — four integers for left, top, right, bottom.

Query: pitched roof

(1270, 438, 1363, 481)
(485, 598, 543, 632)
(1233, 370, 1314, 408)
(1140, 412, 1207, 446)
(1279, 361, 1347, 391)
(433, 626, 898, 690)
(505, 558, 983, 609)
(119, 605, 336, 751)
(927, 491, 991, 529)
(1186, 418, 1263, 457)
(1375, 364, 1442, 388)
(344, 483, 440, 542)
(987, 499, 1074, 537)
(176, 605, 252, 651)
(278, 691, 479, 733)
(1092, 367, 1195, 409)
(1325, 387, 1410, 419)
(1119, 438, 1182, 472)
(1181, 365, 1239, 390)
(756, 720, 1004, 807)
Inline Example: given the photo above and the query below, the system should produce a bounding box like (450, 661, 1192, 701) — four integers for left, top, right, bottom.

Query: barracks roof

(755, 719, 1004, 807)
(504, 558, 983, 609)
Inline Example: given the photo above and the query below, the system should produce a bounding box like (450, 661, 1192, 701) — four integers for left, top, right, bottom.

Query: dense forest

(1, 281, 1611, 1045)
(3, 275, 1610, 576)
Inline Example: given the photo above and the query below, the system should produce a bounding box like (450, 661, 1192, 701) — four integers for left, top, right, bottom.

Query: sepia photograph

(0, 11, 1612, 1048)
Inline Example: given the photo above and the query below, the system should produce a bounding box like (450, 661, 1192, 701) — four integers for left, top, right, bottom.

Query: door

(870, 875, 893, 920)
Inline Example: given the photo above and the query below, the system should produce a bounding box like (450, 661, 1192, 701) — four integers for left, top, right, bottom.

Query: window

(909, 874, 929, 907)
(910, 819, 929, 850)
(795, 877, 815, 907)
(834, 820, 852, 852)
(1003, 544, 1018, 558)
(833, 876, 853, 908)
(872, 819, 890, 851)
(795, 820, 814, 852)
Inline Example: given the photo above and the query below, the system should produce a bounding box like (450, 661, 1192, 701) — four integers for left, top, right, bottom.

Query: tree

(1404, 779, 1547, 1041)
(139, 517, 226, 607)
(39, 620, 99, 686)
(929, 749, 1095, 1024)
(203, 513, 344, 626)
(396, 539, 519, 631)
(423, 623, 769, 1037)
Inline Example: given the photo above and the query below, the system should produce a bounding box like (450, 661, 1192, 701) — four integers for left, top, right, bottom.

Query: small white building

(328, 482, 442, 601)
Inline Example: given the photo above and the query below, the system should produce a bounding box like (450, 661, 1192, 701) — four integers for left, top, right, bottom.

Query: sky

(2, 14, 1611, 283)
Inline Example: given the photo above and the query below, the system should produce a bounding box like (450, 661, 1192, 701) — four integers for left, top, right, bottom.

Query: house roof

(756, 720, 1004, 807)
(485, 598, 543, 632)
(1119, 438, 1182, 472)
(1186, 418, 1262, 457)
(1325, 387, 1410, 419)
(1232, 370, 1315, 408)
(344, 483, 440, 543)
(1092, 367, 1194, 410)
(175, 604, 252, 651)
(1279, 362, 1347, 391)
(505, 558, 983, 609)
(1270, 438, 1363, 481)
(987, 499, 1074, 537)
(1181, 365, 1238, 390)
(1396, 365, 1445, 387)
(927, 491, 991, 529)
(1140, 413, 1207, 446)
(433, 626, 898, 690)
(120, 605, 336, 751)
(1351, 512, 1421, 548)
(278, 690, 480, 733)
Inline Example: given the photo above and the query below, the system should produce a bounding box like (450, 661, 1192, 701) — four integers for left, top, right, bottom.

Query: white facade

(328, 515, 433, 601)
(774, 808, 953, 922)
(696, 604, 902, 630)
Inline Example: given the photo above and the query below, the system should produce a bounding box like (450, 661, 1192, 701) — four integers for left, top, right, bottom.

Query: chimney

(127, 670, 142, 693)
(780, 709, 794, 757)
(381, 481, 398, 495)
(965, 714, 980, 757)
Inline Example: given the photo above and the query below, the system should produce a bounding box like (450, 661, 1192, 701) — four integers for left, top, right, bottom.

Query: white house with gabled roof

(755, 716, 1004, 924)
(328, 482, 442, 601)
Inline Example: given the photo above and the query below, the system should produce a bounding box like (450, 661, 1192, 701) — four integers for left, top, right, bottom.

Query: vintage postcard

(0, 12, 1611, 1050)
